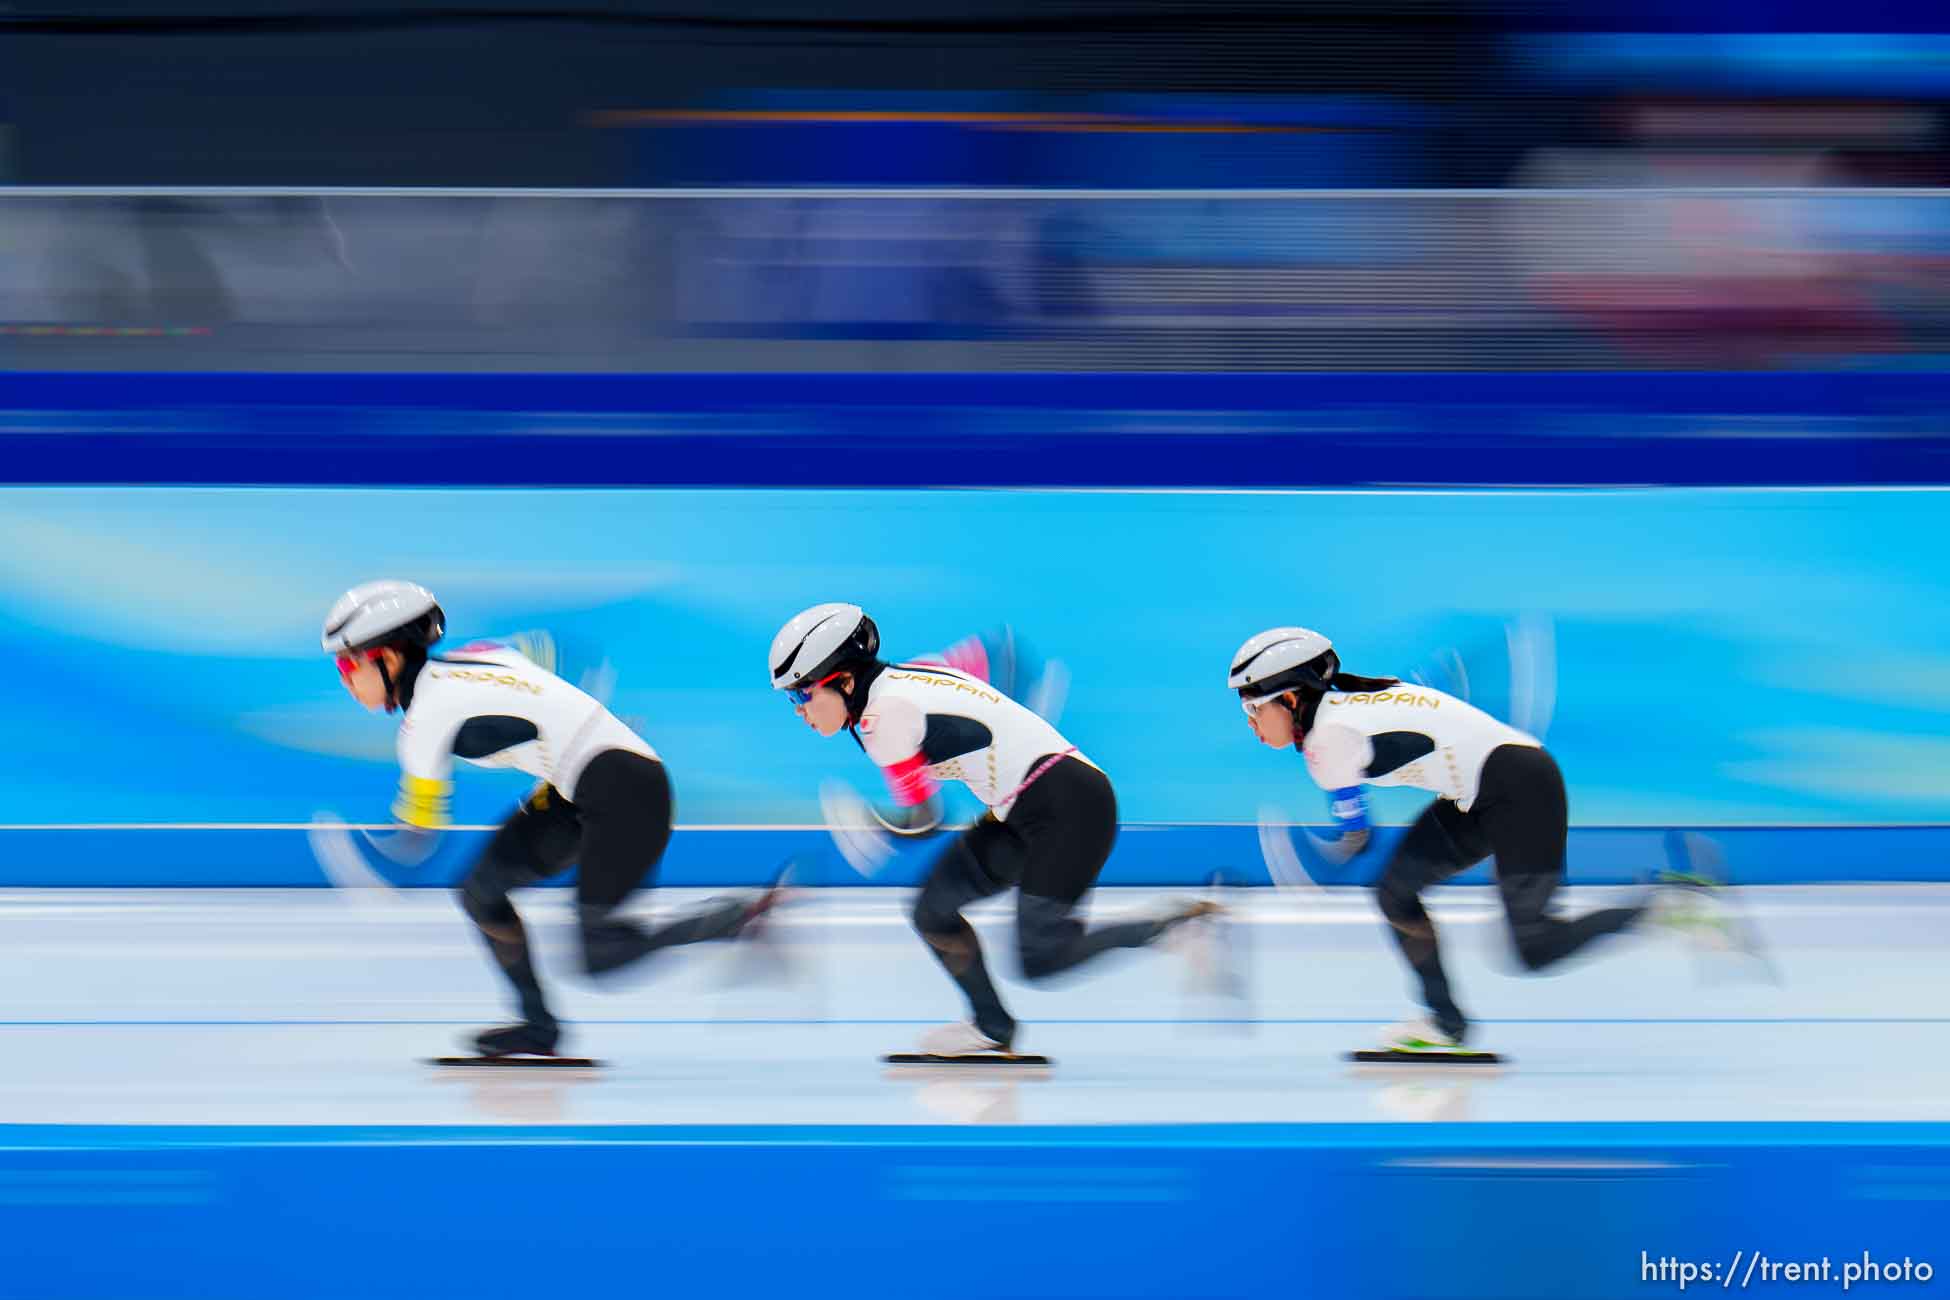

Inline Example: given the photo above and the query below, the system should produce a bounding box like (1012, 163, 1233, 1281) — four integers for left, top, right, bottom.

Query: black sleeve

(1366, 731, 1436, 778)
(920, 714, 994, 763)
(453, 716, 541, 760)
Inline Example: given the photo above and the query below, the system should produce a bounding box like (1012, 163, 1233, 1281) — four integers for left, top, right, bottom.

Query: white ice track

(0, 886, 1940, 1128)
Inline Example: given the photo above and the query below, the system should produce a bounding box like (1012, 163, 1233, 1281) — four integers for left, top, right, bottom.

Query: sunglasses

(335, 649, 380, 679)
(1239, 692, 1283, 718)
(787, 669, 847, 706)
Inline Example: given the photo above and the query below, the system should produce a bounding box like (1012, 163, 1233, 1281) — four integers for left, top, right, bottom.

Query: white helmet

(770, 602, 880, 692)
(322, 580, 445, 655)
(1229, 626, 1338, 703)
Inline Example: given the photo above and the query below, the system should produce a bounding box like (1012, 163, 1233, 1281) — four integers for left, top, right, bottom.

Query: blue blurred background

(1, 0, 1948, 886)
(4, 4, 1950, 1296)
(1, 474, 1947, 885)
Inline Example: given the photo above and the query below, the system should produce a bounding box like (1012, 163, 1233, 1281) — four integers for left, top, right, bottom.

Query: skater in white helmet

(1229, 626, 1651, 1058)
(772, 603, 1218, 1060)
(323, 580, 779, 1060)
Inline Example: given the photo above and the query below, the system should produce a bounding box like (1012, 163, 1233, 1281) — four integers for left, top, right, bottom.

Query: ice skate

(1164, 879, 1249, 1007)
(719, 862, 806, 989)
(1348, 1016, 1503, 1065)
(1650, 832, 1777, 979)
(431, 1020, 598, 1068)
(884, 1021, 1051, 1068)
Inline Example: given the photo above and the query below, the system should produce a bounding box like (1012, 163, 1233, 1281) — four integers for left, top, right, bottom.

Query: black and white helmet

(322, 580, 446, 655)
(1229, 626, 1338, 704)
(770, 602, 880, 693)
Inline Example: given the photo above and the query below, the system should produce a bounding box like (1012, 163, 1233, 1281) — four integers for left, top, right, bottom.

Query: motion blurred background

(3, 0, 1947, 881)
(3, 2, 1950, 873)
(2, 1, 1948, 1296)
(4, 0, 1950, 370)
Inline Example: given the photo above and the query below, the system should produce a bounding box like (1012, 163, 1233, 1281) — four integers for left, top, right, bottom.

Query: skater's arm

(858, 695, 944, 834)
(394, 712, 465, 829)
(392, 775, 452, 830)
(1303, 722, 1372, 788)
(1326, 787, 1371, 854)
(870, 781, 944, 835)
(1304, 723, 1374, 853)
(910, 634, 992, 684)
(359, 821, 441, 865)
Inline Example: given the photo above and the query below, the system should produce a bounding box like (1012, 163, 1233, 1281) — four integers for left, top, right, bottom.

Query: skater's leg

(912, 819, 1018, 1046)
(1502, 871, 1641, 970)
(1483, 747, 1643, 971)
(457, 787, 581, 1038)
(1374, 799, 1485, 1042)
(568, 752, 740, 974)
(1010, 760, 1170, 979)
(1018, 891, 1198, 977)
(570, 753, 770, 975)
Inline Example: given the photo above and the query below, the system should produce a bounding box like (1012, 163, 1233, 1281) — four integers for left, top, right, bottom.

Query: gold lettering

(434, 668, 543, 695)
(887, 670, 1002, 706)
(1326, 690, 1439, 708)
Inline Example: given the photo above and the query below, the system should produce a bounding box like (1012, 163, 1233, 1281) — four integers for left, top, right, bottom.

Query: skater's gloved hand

(820, 780, 897, 877)
(1303, 826, 1370, 867)
(1305, 787, 1371, 865)
(362, 822, 441, 867)
(871, 793, 944, 838)
(1331, 828, 1370, 858)
(307, 812, 435, 892)
(1328, 787, 1370, 836)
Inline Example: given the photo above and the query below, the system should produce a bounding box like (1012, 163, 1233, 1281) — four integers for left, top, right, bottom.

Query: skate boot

(718, 863, 804, 989)
(738, 861, 798, 938)
(432, 1017, 597, 1067)
(471, 1018, 563, 1059)
(691, 883, 786, 944)
(1163, 881, 1248, 1005)
(1648, 831, 1776, 978)
(920, 1021, 1013, 1056)
(884, 1020, 1049, 1067)
(1349, 1016, 1503, 1065)
(1378, 1016, 1468, 1054)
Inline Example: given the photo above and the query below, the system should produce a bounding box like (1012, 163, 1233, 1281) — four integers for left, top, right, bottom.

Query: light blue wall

(2, 486, 1944, 882)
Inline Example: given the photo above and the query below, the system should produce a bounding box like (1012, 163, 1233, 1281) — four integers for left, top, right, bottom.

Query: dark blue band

(5, 370, 1949, 487)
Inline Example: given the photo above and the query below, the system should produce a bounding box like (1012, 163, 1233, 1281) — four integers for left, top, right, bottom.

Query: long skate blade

(1346, 1049, 1504, 1066)
(882, 1052, 1052, 1068)
(429, 1056, 603, 1068)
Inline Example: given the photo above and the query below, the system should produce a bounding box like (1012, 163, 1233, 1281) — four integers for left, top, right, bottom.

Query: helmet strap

(376, 653, 400, 714)
(1291, 687, 1328, 746)
(840, 660, 884, 725)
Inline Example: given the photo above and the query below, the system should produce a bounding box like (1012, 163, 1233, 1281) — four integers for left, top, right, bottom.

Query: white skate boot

(884, 1021, 1050, 1067)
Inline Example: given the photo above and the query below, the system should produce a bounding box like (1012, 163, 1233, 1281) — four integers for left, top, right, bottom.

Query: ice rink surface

(0, 884, 1938, 1129)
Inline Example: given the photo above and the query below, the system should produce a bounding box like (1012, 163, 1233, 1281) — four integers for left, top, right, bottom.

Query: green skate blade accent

(429, 1056, 603, 1068)
(1347, 1049, 1504, 1065)
(882, 1053, 1052, 1067)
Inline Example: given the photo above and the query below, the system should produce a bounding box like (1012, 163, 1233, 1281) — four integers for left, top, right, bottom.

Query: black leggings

(910, 756, 1170, 1048)
(1374, 743, 1645, 1041)
(456, 750, 746, 1029)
